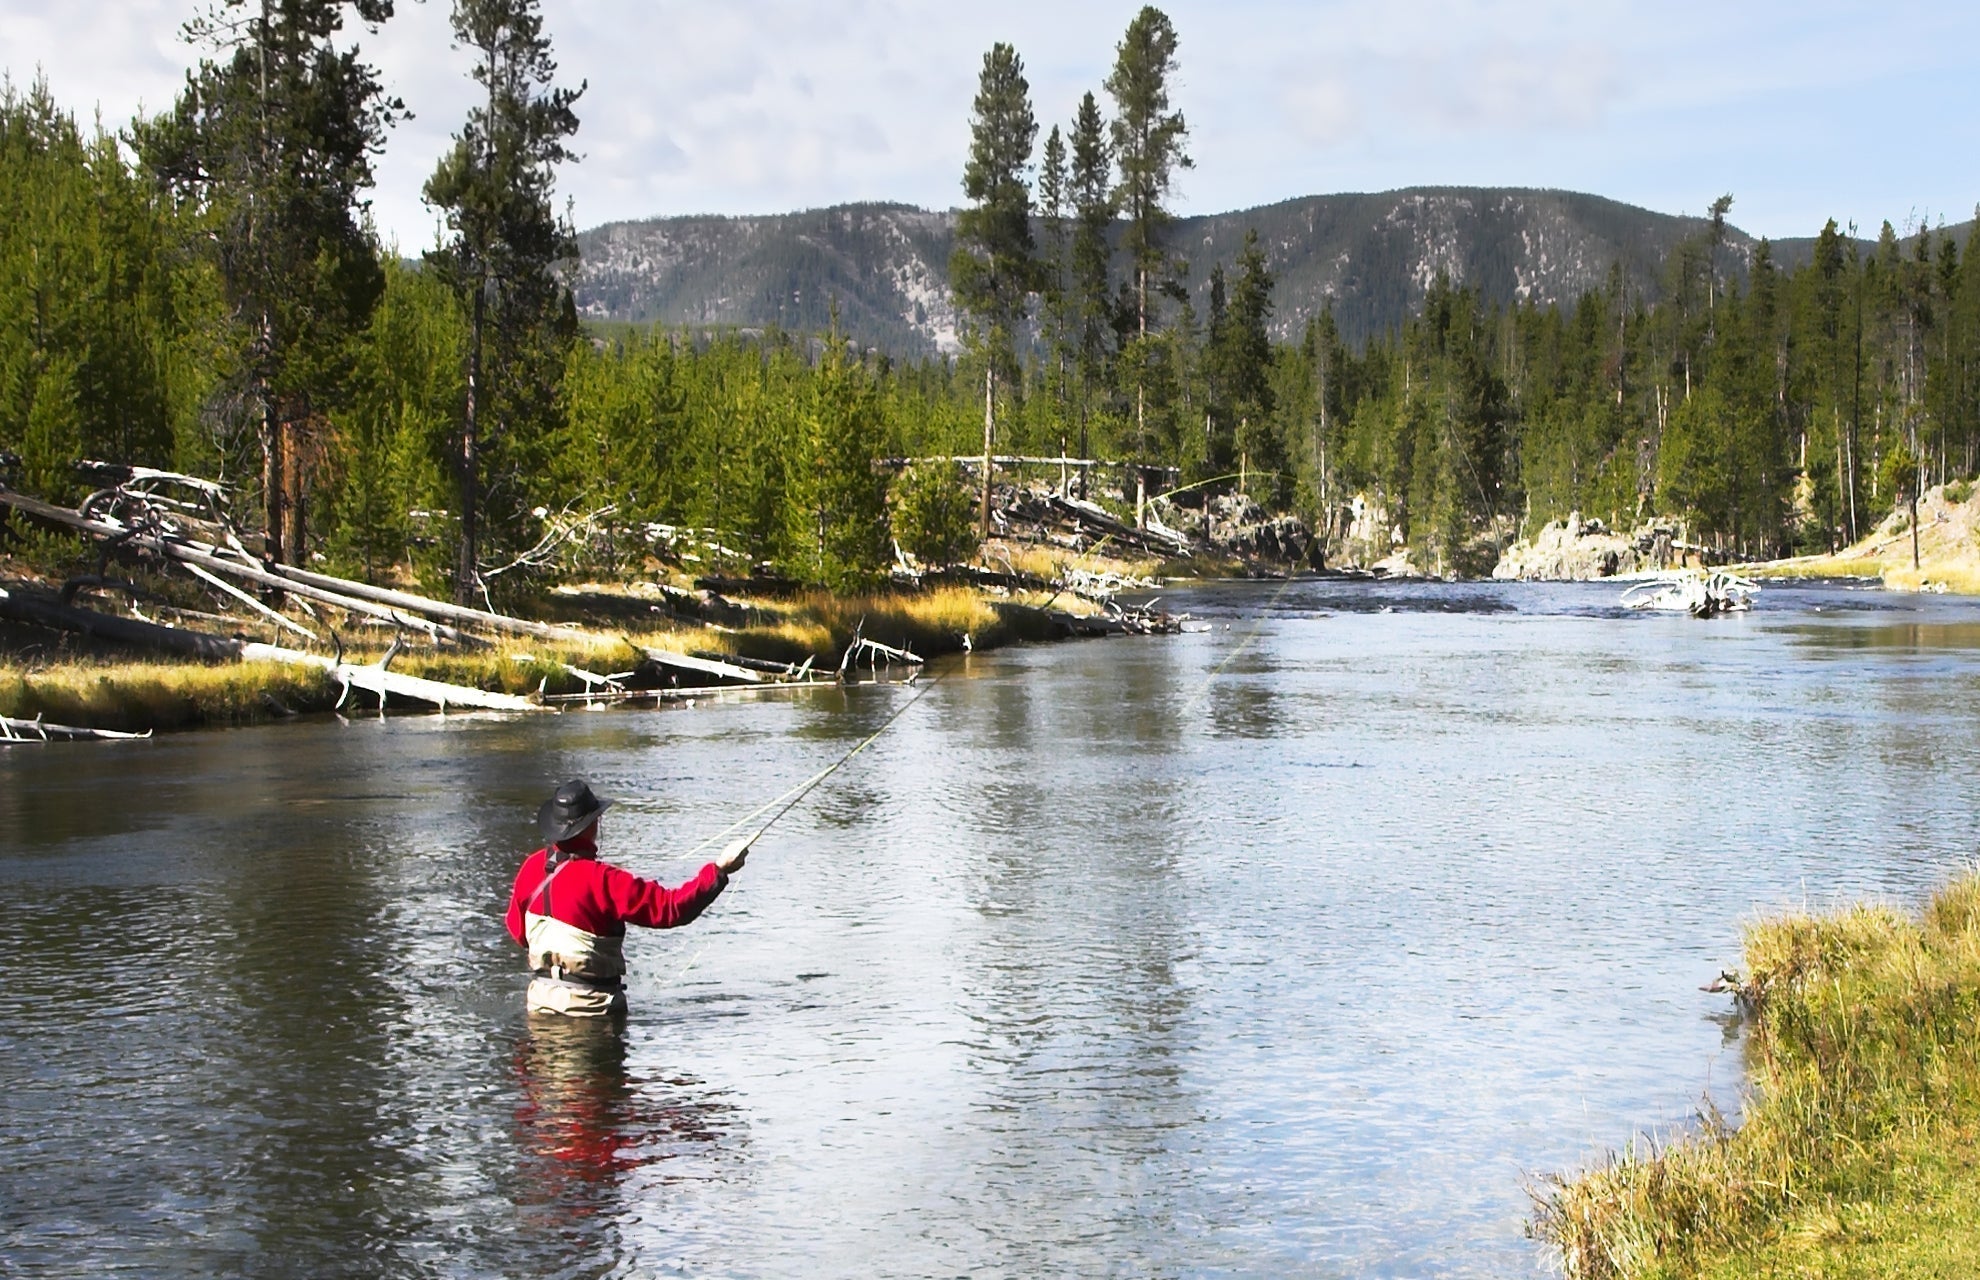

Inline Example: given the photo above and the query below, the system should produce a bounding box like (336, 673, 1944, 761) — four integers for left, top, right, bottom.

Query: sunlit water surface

(6, 580, 1980, 1277)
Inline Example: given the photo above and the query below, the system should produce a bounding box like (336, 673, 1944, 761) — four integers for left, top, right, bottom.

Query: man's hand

(715, 836, 750, 875)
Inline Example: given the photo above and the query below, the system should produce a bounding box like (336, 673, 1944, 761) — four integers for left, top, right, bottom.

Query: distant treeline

(3, 5, 1977, 593)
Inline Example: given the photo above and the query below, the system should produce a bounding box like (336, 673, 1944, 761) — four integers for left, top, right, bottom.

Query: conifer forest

(4, 1, 1978, 592)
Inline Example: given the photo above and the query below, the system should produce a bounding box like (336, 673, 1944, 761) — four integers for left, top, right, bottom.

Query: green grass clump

(1533, 871, 1980, 1278)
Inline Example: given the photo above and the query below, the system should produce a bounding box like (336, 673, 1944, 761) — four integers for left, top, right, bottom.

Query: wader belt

(532, 967, 624, 992)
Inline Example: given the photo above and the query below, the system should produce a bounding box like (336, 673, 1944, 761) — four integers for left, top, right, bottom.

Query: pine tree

(1223, 229, 1278, 496)
(1036, 123, 1071, 439)
(140, 0, 402, 569)
(1105, 5, 1190, 462)
(949, 41, 1036, 536)
(1067, 91, 1114, 474)
(423, 0, 583, 604)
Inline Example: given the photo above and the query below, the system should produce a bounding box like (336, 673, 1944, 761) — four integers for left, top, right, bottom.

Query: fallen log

(0, 714, 152, 743)
(0, 487, 476, 645)
(266, 562, 596, 645)
(239, 644, 543, 713)
(0, 584, 247, 660)
(638, 647, 766, 685)
(181, 561, 318, 642)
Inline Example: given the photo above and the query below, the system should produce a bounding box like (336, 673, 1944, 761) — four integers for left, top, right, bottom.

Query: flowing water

(6, 579, 1980, 1278)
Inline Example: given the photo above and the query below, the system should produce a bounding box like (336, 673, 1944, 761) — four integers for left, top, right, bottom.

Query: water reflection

(512, 1019, 739, 1215)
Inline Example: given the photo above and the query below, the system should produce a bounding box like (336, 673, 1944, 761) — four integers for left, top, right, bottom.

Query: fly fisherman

(506, 778, 748, 1017)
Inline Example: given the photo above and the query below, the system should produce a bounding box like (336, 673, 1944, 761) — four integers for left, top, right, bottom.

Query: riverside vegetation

(1533, 871, 1980, 1278)
(8, 6, 1980, 601)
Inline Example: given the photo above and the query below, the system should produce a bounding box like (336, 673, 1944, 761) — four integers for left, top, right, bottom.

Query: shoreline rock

(1491, 512, 1671, 581)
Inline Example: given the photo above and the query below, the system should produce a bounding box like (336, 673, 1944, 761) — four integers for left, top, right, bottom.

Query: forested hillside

(575, 189, 1956, 354)
(4, 3, 1979, 600)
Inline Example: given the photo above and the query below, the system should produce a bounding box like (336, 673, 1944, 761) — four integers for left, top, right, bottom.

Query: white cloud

(3, 0, 1979, 244)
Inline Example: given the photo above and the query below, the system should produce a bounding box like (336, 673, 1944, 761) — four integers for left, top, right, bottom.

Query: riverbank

(0, 556, 1127, 733)
(1490, 483, 1980, 594)
(1741, 482, 1980, 594)
(1532, 871, 1980, 1278)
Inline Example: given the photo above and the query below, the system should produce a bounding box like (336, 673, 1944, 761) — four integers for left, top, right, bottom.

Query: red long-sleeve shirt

(506, 847, 727, 944)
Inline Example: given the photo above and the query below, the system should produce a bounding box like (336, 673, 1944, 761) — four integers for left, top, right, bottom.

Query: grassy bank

(1533, 872, 1980, 1278)
(0, 583, 1079, 732)
(1743, 482, 1980, 594)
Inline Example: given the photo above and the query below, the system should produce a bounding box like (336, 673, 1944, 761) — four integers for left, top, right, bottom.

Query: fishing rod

(665, 661, 954, 866)
(1156, 467, 1289, 504)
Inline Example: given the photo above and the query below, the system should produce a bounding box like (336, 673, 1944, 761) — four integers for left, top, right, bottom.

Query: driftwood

(689, 650, 817, 680)
(638, 647, 768, 686)
(239, 644, 542, 713)
(0, 586, 541, 714)
(0, 714, 151, 744)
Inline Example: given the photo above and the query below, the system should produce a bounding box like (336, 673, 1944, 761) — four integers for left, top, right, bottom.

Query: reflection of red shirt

(505, 846, 727, 944)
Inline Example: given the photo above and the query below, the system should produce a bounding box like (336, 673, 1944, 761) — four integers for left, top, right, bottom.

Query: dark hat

(537, 778, 613, 844)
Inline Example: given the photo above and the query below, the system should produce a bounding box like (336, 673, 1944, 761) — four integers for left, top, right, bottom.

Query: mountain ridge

(571, 187, 1940, 357)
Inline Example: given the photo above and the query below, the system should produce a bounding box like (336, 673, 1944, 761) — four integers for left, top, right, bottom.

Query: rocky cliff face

(576, 203, 963, 356)
(573, 187, 1813, 357)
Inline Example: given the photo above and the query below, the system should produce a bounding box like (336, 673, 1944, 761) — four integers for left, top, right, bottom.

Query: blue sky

(4, 0, 1976, 249)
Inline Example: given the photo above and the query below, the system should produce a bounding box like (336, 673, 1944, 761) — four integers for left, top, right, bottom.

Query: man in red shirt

(506, 778, 747, 1017)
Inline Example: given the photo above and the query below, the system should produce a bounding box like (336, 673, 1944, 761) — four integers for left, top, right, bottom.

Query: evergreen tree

(140, 0, 402, 568)
(423, 0, 583, 603)
(1067, 91, 1114, 472)
(0, 82, 225, 504)
(786, 342, 892, 589)
(949, 41, 1036, 536)
(1036, 123, 1072, 439)
(1105, 5, 1190, 462)
(1223, 229, 1278, 496)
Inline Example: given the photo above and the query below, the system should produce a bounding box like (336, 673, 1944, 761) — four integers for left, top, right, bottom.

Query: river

(5, 579, 1980, 1277)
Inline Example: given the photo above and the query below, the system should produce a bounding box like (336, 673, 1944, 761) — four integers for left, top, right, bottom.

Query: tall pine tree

(142, 0, 400, 570)
(1105, 6, 1190, 465)
(950, 41, 1036, 536)
(423, 0, 583, 604)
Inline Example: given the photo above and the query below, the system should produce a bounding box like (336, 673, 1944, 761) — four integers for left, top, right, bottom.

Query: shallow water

(5, 579, 1980, 1277)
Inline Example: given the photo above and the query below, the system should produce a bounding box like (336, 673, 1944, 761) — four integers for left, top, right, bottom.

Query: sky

(4, 0, 1978, 251)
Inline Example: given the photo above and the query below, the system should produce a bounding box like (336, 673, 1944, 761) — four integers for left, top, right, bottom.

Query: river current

(5, 579, 1980, 1277)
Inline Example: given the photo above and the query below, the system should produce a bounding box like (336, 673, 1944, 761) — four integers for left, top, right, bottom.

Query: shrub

(890, 461, 980, 568)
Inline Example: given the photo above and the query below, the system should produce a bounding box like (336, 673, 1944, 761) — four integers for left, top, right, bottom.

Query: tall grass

(1532, 874, 1980, 1277)
(0, 659, 339, 732)
(0, 583, 1075, 731)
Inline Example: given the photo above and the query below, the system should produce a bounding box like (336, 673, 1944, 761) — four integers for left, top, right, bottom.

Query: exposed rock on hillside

(574, 187, 1876, 357)
(1153, 493, 1324, 568)
(1492, 513, 1667, 580)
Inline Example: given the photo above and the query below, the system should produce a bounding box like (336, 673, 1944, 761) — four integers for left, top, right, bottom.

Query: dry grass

(690, 586, 1045, 665)
(0, 576, 1078, 731)
(1746, 556, 1887, 581)
(1532, 873, 1980, 1279)
(0, 658, 339, 732)
(1743, 482, 1980, 594)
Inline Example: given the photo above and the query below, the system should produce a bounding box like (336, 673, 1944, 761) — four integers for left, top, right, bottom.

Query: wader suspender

(526, 856, 575, 977)
(527, 854, 571, 916)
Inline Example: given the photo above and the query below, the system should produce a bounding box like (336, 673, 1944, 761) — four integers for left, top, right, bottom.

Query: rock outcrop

(1152, 493, 1325, 568)
(1492, 513, 1669, 580)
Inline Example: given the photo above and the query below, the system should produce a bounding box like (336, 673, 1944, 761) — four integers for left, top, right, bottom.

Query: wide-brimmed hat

(537, 778, 613, 844)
